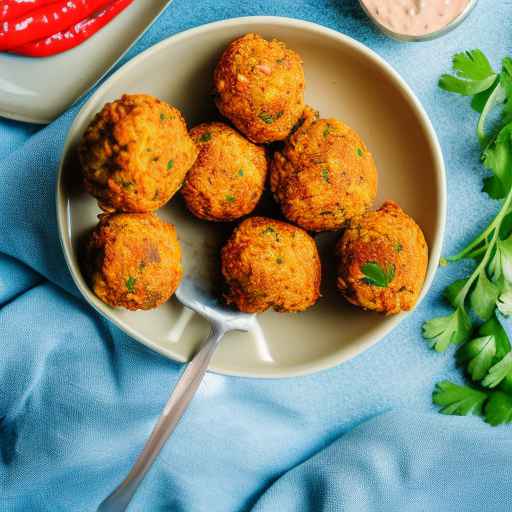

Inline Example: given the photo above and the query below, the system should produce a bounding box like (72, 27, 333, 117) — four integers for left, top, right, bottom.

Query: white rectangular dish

(0, 0, 172, 124)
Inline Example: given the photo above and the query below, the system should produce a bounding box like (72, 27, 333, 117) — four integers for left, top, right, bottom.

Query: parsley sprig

(362, 262, 395, 288)
(424, 50, 512, 426)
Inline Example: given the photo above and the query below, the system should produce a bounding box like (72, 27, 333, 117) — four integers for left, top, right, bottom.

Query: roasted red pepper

(11, 0, 133, 57)
(0, 0, 114, 50)
(0, 1, 59, 22)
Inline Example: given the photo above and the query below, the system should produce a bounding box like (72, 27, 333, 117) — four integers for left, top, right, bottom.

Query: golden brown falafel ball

(84, 213, 182, 310)
(214, 33, 305, 144)
(221, 217, 321, 313)
(336, 201, 428, 315)
(79, 94, 197, 212)
(181, 122, 268, 221)
(270, 112, 378, 232)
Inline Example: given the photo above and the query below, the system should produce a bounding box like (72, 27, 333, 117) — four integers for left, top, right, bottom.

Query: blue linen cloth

(1, 0, 512, 510)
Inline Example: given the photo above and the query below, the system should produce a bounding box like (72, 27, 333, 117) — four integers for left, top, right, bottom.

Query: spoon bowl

(176, 276, 257, 332)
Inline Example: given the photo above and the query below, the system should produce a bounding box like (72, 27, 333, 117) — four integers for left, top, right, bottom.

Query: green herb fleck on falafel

(126, 276, 136, 293)
(262, 226, 280, 241)
(259, 112, 274, 124)
(199, 132, 212, 142)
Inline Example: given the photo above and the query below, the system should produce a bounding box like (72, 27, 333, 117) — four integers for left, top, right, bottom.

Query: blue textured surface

(1, 1, 512, 511)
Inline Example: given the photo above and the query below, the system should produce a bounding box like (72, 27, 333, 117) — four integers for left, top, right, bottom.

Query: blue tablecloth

(1, 1, 512, 511)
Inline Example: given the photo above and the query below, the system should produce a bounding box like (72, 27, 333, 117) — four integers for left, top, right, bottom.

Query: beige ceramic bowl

(56, 16, 446, 378)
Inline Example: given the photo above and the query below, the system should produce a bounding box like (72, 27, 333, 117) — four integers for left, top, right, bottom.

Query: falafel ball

(336, 201, 428, 315)
(214, 33, 305, 144)
(221, 217, 321, 313)
(270, 109, 378, 232)
(181, 122, 268, 221)
(84, 213, 182, 310)
(79, 94, 197, 212)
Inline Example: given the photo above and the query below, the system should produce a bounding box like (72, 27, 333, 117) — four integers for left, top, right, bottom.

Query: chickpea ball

(336, 201, 428, 314)
(270, 108, 378, 232)
(181, 122, 268, 221)
(79, 94, 197, 212)
(214, 33, 305, 144)
(221, 216, 321, 313)
(84, 213, 182, 310)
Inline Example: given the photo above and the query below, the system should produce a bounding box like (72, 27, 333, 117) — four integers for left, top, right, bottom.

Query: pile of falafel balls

(79, 33, 428, 315)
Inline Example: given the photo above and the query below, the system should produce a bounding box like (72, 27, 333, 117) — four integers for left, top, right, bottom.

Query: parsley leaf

(453, 50, 495, 81)
(167, 160, 174, 170)
(423, 307, 471, 352)
(488, 236, 512, 282)
(482, 352, 512, 388)
(482, 123, 512, 198)
(361, 262, 395, 287)
(225, 194, 236, 203)
(439, 50, 497, 96)
(470, 271, 500, 321)
(444, 279, 468, 308)
(433, 380, 487, 416)
(484, 391, 512, 425)
(480, 314, 511, 358)
(457, 335, 496, 381)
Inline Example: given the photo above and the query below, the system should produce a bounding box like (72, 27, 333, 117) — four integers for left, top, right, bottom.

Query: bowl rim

(56, 15, 447, 379)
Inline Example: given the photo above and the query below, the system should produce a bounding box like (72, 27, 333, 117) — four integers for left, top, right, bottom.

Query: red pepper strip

(0, 0, 114, 50)
(11, 0, 133, 57)
(0, 1, 60, 22)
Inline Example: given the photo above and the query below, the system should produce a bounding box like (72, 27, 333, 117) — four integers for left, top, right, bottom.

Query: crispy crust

(181, 122, 268, 221)
(336, 201, 428, 314)
(79, 94, 197, 212)
(84, 213, 182, 310)
(214, 33, 305, 144)
(221, 216, 321, 313)
(270, 112, 378, 232)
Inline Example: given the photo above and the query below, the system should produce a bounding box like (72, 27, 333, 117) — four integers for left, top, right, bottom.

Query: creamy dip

(361, 0, 471, 37)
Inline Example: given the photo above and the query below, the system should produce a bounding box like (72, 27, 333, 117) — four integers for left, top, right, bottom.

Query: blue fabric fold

(1, 1, 512, 511)
(252, 411, 512, 512)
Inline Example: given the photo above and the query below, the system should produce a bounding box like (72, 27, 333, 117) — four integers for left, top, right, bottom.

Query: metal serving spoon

(97, 276, 258, 512)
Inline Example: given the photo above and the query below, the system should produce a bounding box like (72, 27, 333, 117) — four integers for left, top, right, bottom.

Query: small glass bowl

(359, 0, 479, 42)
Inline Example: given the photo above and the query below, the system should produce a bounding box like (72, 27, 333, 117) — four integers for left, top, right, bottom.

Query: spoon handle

(97, 325, 226, 512)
